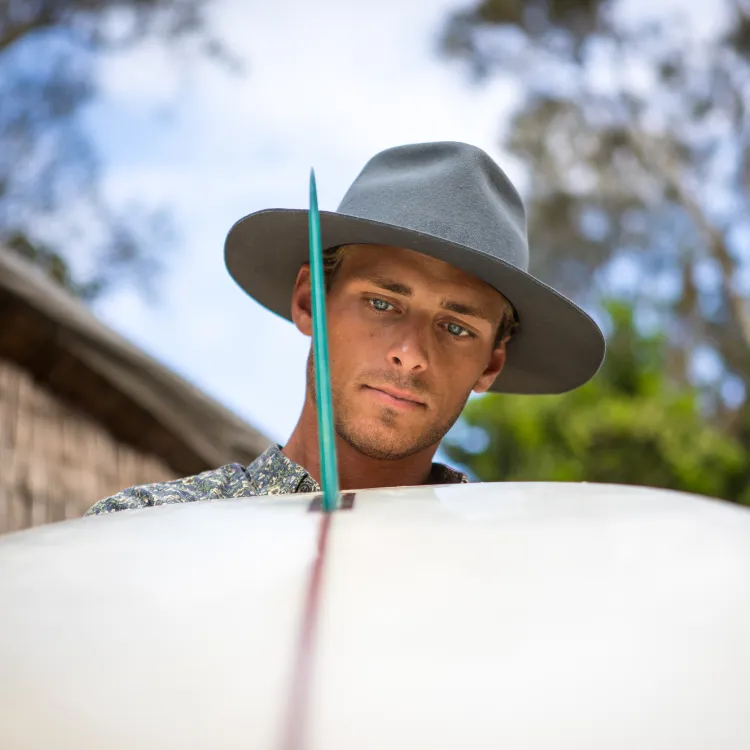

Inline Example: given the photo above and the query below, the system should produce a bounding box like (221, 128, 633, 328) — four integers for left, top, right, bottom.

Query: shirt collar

(245, 444, 315, 495)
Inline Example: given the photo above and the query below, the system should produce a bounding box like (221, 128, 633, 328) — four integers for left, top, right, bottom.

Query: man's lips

(363, 385, 427, 409)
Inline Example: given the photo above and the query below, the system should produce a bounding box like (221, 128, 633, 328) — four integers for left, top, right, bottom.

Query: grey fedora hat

(225, 141, 605, 394)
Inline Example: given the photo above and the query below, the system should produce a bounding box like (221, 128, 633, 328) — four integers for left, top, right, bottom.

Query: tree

(0, 0, 235, 301)
(439, 1, 750, 420)
(444, 302, 750, 504)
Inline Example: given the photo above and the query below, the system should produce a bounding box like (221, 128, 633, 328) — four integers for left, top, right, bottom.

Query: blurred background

(1, 0, 749, 532)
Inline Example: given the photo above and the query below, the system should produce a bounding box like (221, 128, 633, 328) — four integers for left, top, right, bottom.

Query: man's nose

(387, 325, 429, 373)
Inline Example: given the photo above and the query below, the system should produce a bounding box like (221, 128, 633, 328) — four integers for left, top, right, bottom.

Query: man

(86, 141, 605, 515)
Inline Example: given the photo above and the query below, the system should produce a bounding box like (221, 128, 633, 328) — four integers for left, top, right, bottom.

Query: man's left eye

(445, 322, 472, 338)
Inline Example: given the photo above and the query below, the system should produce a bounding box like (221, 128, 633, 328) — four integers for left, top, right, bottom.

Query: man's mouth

(363, 385, 427, 410)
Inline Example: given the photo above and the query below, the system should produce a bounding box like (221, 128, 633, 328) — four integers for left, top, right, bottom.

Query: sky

(85, 0, 520, 449)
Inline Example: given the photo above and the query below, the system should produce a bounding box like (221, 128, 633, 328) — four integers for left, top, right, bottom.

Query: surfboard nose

(1, 482, 749, 750)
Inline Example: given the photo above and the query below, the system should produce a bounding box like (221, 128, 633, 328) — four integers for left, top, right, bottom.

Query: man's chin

(341, 437, 418, 461)
(335, 419, 434, 461)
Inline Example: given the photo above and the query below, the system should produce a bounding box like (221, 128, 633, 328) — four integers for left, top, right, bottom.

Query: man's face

(295, 244, 508, 461)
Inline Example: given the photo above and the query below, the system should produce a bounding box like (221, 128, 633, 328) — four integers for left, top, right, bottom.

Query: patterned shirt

(84, 443, 468, 516)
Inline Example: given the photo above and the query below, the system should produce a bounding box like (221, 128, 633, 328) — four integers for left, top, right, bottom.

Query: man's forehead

(339, 244, 483, 287)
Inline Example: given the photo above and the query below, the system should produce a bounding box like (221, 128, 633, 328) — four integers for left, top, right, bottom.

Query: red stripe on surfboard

(279, 510, 332, 750)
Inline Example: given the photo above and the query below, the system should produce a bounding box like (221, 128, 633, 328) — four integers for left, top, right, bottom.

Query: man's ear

(472, 341, 507, 394)
(290, 264, 313, 336)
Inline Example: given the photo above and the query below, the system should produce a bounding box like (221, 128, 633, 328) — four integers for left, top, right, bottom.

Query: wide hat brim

(225, 208, 605, 395)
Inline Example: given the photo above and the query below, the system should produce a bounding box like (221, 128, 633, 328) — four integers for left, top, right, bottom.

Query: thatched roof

(0, 246, 271, 476)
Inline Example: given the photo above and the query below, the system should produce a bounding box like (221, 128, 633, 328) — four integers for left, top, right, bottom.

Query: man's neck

(282, 400, 439, 491)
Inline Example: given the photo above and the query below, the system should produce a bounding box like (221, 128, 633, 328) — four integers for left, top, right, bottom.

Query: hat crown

(337, 141, 529, 272)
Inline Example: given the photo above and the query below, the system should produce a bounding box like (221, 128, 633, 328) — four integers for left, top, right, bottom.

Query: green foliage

(444, 302, 750, 503)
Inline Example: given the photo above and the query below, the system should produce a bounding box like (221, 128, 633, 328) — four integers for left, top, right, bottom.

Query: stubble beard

(306, 352, 469, 461)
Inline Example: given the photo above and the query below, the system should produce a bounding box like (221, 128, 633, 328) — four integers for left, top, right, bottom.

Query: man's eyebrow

(355, 275, 413, 296)
(439, 300, 495, 324)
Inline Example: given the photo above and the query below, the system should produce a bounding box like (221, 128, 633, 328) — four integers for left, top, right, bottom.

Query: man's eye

(368, 298, 393, 312)
(445, 321, 473, 338)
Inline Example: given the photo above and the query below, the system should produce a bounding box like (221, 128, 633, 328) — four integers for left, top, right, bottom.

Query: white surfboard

(1, 481, 749, 750)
